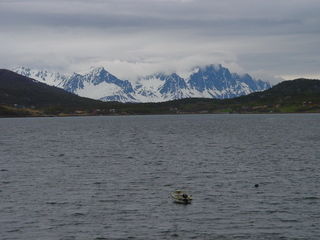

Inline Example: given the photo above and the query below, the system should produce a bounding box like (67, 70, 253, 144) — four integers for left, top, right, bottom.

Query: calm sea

(0, 114, 319, 240)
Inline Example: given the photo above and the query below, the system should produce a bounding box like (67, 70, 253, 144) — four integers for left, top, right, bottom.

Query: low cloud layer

(1, 0, 320, 82)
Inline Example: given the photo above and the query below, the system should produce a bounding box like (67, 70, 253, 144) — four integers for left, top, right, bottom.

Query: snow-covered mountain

(13, 65, 271, 103)
(13, 67, 69, 88)
(63, 67, 136, 102)
(187, 65, 270, 99)
(133, 73, 191, 102)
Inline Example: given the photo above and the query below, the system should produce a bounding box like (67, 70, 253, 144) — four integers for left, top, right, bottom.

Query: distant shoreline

(1, 111, 319, 119)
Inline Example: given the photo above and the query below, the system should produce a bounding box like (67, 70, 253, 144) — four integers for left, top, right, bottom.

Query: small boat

(171, 190, 192, 204)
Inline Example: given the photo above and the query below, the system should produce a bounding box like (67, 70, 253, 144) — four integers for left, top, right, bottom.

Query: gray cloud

(1, 0, 320, 82)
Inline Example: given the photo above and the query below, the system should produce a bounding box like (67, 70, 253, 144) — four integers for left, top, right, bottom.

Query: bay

(0, 114, 319, 240)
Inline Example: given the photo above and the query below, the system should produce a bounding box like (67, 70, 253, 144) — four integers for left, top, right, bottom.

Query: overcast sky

(1, 0, 319, 82)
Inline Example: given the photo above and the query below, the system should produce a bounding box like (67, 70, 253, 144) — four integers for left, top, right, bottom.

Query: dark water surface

(0, 114, 319, 240)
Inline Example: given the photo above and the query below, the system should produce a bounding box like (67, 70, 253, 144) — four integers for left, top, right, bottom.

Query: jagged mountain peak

(86, 66, 110, 77)
(13, 66, 31, 72)
(198, 64, 231, 77)
(82, 67, 116, 85)
(143, 72, 170, 81)
(159, 73, 188, 96)
(142, 72, 185, 81)
(188, 64, 233, 84)
(14, 66, 65, 76)
(192, 64, 224, 73)
(13, 66, 68, 87)
(63, 67, 135, 101)
(12, 64, 271, 103)
(89, 66, 105, 72)
(70, 72, 81, 77)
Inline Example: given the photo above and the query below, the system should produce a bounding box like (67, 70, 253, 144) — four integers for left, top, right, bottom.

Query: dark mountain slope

(230, 79, 320, 104)
(0, 69, 107, 110)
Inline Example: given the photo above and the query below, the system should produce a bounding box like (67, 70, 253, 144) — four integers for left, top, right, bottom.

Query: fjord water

(0, 114, 319, 240)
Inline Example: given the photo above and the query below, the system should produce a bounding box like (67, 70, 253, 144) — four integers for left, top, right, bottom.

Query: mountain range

(1, 69, 319, 116)
(13, 65, 271, 103)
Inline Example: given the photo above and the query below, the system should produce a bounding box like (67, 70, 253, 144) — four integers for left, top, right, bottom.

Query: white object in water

(171, 190, 192, 204)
